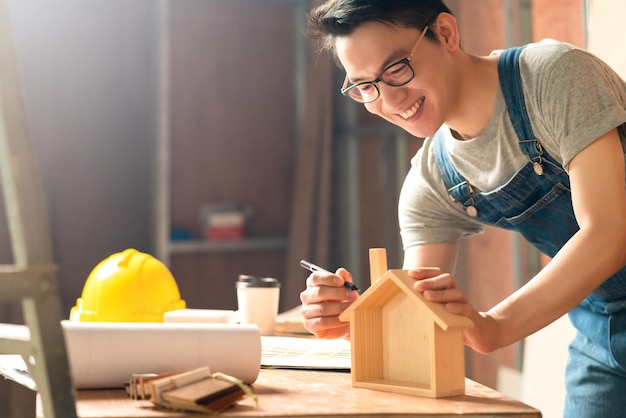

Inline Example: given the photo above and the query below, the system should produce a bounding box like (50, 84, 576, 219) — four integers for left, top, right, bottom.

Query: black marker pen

(299, 260, 359, 292)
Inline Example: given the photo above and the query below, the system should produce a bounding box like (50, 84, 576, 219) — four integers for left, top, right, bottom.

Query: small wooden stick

(369, 248, 388, 286)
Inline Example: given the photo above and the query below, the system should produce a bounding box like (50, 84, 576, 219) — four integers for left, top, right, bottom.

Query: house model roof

(339, 269, 474, 331)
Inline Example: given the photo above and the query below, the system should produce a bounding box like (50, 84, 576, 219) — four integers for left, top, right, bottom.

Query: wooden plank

(382, 293, 431, 385)
(351, 308, 383, 383)
(432, 322, 466, 396)
(283, 5, 334, 309)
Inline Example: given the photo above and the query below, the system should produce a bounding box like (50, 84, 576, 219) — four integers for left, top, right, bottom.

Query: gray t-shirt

(398, 39, 626, 250)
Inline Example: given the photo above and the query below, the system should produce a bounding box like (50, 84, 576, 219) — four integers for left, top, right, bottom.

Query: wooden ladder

(0, 0, 77, 416)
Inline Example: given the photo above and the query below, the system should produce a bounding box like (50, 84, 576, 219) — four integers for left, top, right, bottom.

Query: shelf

(168, 236, 288, 255)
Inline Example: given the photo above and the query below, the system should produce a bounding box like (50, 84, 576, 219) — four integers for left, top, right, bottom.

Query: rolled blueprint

(61, 321, 261, 389)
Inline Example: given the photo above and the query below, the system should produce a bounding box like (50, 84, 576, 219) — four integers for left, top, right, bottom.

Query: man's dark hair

(307, 0, 452, 56)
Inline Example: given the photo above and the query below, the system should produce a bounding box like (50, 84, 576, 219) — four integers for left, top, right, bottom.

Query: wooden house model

(338, 251, 474, 398)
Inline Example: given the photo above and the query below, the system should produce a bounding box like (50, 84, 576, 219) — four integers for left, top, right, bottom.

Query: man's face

(336, 22, 458, 138)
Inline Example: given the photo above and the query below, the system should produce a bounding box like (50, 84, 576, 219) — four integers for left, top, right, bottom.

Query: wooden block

(161, 376, 244, 412)
(149, 367, 212, 404)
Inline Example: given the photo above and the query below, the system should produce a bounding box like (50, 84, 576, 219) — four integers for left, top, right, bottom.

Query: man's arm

(403, 241, 459, 272)
(485, 128, 626, 349)
(413, 128, 626, 353)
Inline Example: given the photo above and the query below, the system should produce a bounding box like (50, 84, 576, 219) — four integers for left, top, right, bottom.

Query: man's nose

(377, 82, 406, 107)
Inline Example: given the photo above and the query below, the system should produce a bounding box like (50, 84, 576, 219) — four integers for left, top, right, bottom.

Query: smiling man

(298, 1, 626, 417)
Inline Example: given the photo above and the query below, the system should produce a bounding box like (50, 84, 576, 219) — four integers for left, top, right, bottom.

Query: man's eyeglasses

(340, 25, 429, 104)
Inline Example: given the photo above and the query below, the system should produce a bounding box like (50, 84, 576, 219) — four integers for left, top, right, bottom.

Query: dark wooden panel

(358, 135, 386, 277)
(171, 251, 291, 311)
(169, 0, 295, 237)
(168, 0, 296, 308)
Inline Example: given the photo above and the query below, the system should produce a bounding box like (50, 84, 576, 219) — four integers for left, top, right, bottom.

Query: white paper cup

(236, 275, 280, 335)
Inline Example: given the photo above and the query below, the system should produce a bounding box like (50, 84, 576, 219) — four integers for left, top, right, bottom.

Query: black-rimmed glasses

(340, 25, 429, 104)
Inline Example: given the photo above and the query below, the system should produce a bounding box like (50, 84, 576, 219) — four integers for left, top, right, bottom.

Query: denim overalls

(433, 46, 626, 417)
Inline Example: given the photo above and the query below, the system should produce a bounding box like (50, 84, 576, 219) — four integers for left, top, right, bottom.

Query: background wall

(3, 0, 157, 314)
(2, 1, 158, 416)
(587, 0, 626, 79)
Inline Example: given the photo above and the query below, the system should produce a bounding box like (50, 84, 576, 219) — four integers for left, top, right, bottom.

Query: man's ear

(432, 12, 461, 51)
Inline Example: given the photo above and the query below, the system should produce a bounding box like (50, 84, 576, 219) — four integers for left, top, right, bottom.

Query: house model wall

(339, 263, 474, 398)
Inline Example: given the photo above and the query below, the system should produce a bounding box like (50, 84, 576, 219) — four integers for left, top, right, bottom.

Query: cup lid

(237, 274, 281, 288)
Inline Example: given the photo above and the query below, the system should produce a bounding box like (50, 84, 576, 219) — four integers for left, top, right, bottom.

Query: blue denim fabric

(433, 46, 626, 417)
(566, 297, 626, 417)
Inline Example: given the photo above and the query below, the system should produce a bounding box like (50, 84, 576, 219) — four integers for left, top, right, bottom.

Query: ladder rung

(0, 264, 56, 275)
(0, 265, 57, 302)
(0, 324, 32, 355)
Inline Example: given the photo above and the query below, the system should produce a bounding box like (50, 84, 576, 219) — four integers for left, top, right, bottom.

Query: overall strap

(433, 130, 475, 208)
(498, 46, 545, 173)
(497, 47, 534, 144)
(434, 45, 545, 212)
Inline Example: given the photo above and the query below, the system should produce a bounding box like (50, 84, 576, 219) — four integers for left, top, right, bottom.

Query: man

(299, 1, 626, 416)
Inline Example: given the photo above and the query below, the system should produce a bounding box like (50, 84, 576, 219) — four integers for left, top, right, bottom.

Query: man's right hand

(299, 267, 358, 339)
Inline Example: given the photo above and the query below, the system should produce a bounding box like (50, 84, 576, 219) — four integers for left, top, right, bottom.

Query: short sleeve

(398, 138, 484, 250)
(525, 44, 626, 169)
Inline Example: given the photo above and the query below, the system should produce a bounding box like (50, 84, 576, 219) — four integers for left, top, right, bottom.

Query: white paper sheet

(0, 354, 36, 390)
(61, 321, 261, 389)
(260, 336, 351, 370)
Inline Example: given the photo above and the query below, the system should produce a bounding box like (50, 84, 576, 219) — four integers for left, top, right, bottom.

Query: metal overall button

(520, 140, 545, 176)
(448, 181, 478, 218)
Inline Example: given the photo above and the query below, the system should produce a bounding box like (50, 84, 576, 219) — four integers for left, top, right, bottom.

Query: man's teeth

(400, 97, 424, 119)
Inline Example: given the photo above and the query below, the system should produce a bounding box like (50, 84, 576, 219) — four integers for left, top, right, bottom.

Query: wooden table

(40, 368, 541, 417)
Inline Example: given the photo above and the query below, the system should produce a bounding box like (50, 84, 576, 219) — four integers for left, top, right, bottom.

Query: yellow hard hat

(69, 248, 186, 322)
